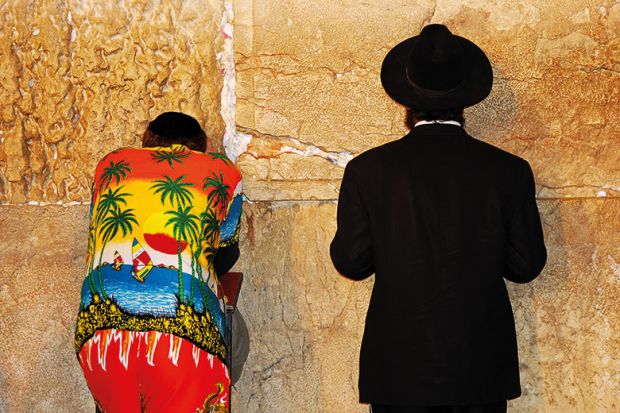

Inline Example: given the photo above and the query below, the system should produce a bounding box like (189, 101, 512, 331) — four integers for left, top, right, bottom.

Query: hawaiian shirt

(75, 144, 243, 364)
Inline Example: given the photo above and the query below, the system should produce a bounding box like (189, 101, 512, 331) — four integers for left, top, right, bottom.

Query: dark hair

(405, 108, 465, 130)
(142, 112, 207, 152)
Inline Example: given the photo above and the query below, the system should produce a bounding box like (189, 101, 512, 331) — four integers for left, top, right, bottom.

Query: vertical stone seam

(220, 1, 251, 164)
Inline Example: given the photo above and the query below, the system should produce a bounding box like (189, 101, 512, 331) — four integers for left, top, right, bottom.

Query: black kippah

(148, 112, 203, 138)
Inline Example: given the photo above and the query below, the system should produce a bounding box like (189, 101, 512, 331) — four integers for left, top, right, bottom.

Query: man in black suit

(330, 24, 547, 413)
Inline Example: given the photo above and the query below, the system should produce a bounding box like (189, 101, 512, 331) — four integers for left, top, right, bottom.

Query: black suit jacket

(330, 124, 546, 405)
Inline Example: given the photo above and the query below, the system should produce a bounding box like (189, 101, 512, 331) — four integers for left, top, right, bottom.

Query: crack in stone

(237, 126, 352, 167)
(237, 50, 378, 78)
(256, 354, 287, 377)
(220, 2, 253, 164)
(280, 141, 352, 168)
(426, 0, 438, 25)
(239, 65, 377, 81)
(538, 183, 620, 197)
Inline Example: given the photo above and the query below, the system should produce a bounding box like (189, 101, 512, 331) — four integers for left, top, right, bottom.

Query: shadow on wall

(231, 202, 371, 412)
(506, 201, 561, 412)
(506, 280, 544, 413)
(232, 204, 314, 410)
(0, 368, 7, 412)
(465, 66, 518, 141)
(397, 65, 518, 142)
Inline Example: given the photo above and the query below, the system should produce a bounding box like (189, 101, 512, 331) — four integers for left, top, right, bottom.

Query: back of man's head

(142, 112, 207, 152)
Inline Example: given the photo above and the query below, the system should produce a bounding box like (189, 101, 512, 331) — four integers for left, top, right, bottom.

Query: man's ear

(142, 129, 158, 148)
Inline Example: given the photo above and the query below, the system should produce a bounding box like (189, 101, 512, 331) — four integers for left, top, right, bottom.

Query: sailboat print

(112, 250, 124, 271)
(132, 238, 154, 282)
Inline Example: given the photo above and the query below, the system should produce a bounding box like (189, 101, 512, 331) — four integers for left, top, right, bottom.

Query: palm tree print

(150, 175, 194, 207)
(189, 242, 198, 307)
(97, 205, 138, 300)
(203, 172, 230, 216)
(85, 224, 97, 295)
(99, 160, 131, 191)
(190, 205, 220, 293)
(196, 245, 217, 287)
(208, 152, 232, 165)
(200, 207, 220, 245)
(95, 186, 131, 225)
(88, 187, 132, 296)
(165, 204, 200, 303)
(188, 239, 207, 307)
(202, 245, 218, 267)
(151, 147, 191, 167)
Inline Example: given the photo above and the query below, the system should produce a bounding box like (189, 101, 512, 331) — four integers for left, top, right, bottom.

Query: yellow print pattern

(75, 294, 227, 362)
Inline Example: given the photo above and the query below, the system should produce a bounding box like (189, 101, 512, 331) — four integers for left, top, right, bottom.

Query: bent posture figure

(330, 25, 546, 413)
(75, 112, 243, 412)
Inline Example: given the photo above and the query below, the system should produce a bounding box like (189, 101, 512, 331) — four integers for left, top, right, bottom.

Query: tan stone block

(0, 195, 617, 412)
(0, 1, 226, 203)
(231, 199, 618, 412)
(508, 199, 619, 412)
(0, 205, 92, 412)
(234, 0, 619, 200)
(232, 201, 371, 412)
(235, 132, 351, 200)
(467, 69, 620, 198)
(241, 180, 340, 201)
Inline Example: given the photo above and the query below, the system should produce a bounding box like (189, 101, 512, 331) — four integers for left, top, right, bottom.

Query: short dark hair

(142, 112, 207, 152)
(405, 108, 465, 130)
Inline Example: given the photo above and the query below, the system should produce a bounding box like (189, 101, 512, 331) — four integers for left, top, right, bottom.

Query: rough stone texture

(234, 0, 619, 201)
(229, 2, 619, 410)
(0, 206, 92, 413)
(1, 1, 620, 412)
(510, 199, 619, 412)
(1, 201, 618, 412)
(231, 201, 371, 412)
(231, 200, 619, 413)
(0, 0, 226, 204)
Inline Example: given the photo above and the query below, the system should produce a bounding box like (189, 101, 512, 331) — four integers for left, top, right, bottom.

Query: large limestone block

(0, 205, 92, 412)
(231, 199, 618, 412)
(509, 199, 620, 413)
(0, 0, 225, 204)
(0, 195, 617, 412)
(234, 0, 619, 201)
(232, 201, 371, 412)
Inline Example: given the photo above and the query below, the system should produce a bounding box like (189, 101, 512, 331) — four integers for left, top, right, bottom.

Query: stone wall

(0, 0, 226, 411)
(0, 0, 226, 204)
(231, 1, 618, 412)
(1, 0, 618, 412)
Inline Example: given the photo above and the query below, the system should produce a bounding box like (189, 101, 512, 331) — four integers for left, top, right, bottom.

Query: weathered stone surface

(509, 199, 620, 412)
(234, 0, 620, 201)
(0, 205, 92, 412)
(1, 1, 619, 412)
(0, 0, 226, 204)
(232, 200, 619, 413)
(0, 196, 617, 412)
(231, 201, 371, 412)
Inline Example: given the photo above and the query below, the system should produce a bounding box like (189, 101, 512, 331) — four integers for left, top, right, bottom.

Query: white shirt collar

(414, 120, 462, 127)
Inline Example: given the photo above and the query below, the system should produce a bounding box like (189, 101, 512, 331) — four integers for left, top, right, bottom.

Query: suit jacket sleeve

(330, 162, 375, 280)
(504, 161, 547, 283)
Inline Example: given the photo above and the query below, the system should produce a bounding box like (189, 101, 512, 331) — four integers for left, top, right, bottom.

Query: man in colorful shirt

(75, 112, 243, 412)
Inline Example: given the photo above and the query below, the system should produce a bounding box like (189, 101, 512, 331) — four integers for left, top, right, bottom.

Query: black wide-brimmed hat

(381, 24, 493, 110)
